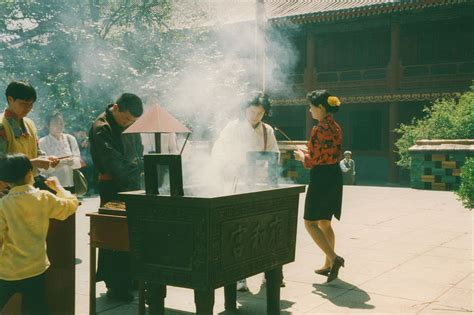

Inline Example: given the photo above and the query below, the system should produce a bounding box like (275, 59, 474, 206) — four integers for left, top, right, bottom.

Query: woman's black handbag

(33, 174, 55, 193)
(66, 134, 88, 196)
(73, 169, 88, 196)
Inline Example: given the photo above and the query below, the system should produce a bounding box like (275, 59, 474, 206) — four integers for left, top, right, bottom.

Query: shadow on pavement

(96, 284, 295, 314)
(96, 292, 196, 314)
(313, 279, 374, 310)
(95, 293, 131, 313)
(161, 308, 194, 314)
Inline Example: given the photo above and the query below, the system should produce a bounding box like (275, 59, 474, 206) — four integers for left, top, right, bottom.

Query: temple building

(259, 0, 474, 184)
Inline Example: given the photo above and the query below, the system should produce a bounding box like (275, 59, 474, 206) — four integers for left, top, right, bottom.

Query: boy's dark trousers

(0, 272, 50, 315)
(96, 180, 134, 298)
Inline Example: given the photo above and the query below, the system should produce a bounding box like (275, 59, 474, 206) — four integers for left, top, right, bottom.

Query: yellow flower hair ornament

(327, 96, 341, 107)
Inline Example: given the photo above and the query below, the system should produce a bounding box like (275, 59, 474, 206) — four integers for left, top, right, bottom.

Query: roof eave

(269, 0, 470, 26)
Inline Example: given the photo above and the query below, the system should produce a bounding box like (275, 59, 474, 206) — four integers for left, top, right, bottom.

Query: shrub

(456, 157, 474, 210)
(395, 87, 474, 168)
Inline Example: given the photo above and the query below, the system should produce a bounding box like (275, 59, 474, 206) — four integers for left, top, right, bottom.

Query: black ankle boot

(327, 256, 345, 283)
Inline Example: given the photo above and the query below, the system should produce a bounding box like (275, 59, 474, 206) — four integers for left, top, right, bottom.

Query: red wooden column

(388, 20, 400, 89)
(304, 32, 316, 138)
(388, 102, 400, 182)
(388, 20, 401, 183)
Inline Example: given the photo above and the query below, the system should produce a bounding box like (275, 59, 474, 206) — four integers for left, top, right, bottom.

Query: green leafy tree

(0, 1, 249, 137)
(395, 87, 474, 168)
(456, 157, 474, 210)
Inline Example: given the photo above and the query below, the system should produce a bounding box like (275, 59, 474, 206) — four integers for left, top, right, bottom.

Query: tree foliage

(456, 157, 474, 210)
(0, 1, 247, 137)
(395, 87, 474, 168)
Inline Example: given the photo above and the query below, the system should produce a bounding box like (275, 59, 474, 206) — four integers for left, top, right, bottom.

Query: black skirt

(304, 163, 343, 221)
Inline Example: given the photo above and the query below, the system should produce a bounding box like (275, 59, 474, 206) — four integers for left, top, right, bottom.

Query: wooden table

(87, 211, 145, 315)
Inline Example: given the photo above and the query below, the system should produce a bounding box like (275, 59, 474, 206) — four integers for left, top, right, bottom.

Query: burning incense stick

(179, 133, 191, 155)
(232, 175, 239, 194)
(274, 127, 299, 150)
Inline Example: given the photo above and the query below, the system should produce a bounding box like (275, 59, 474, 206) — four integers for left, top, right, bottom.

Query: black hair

(5, 81, 37, 102)
(46, 112, 63, 127)
(0, 154, 33, 185)
(307, 89, 339, 114)
(241, 91, 271, 115)
(116, 93, 144, 117)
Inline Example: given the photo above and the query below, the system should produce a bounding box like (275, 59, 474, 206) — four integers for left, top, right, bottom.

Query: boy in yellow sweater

(0, 81, 60, 195)
(0, 154, 78, 314)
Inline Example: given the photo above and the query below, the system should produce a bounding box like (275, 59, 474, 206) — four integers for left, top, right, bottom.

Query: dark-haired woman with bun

(294, 89, 345, 282)
(212, 91, 280, 292)
(212, 91, 279, 186)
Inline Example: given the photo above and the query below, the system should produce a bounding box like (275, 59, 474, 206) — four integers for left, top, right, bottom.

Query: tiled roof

(269, 0, 395, 18)
(204, 0, 470, 25)
(270, 0, 471, 24)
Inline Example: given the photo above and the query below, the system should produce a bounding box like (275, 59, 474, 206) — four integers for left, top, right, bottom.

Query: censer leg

(224, 283, 237, 310)
(194, 289, 215, 315)
(265, 266, 282, 315)
(147, 283, 166, 315)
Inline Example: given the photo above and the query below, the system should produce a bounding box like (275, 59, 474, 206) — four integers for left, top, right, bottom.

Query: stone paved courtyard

(75, 185, 473, 314)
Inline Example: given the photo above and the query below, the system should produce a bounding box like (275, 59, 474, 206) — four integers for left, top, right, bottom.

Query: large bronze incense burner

(120, 183, 304, 315)
(120, 105, 305, 314)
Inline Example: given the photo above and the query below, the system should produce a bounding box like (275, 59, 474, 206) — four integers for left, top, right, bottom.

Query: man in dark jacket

(89, 93, 144, 301)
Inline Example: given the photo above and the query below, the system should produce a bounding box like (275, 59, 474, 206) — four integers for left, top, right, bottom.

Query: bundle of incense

(231, 175, 239, 194)
(180, 133, 191, 155)
(274, 127, 299, 150)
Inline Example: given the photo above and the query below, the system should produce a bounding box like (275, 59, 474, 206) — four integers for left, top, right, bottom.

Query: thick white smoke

(71, 1, 302, 196)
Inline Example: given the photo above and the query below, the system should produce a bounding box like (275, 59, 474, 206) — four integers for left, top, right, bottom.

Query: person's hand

(0, 181, 10, 198)
(0, 181, 8, 191)
(62, 157, 74, 166)
(31, 156, 53, 169)
(293, 149, 305, 162)
(81, 139, 89, 149)
(48, 156, 60, 168)
(44, 176, 63, 193)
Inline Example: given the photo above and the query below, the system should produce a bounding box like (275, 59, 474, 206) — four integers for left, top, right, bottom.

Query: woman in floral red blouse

(294, 89, 345, 282)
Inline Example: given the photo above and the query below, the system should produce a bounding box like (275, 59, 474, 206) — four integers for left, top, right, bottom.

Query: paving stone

(74, 186, 473, 314)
